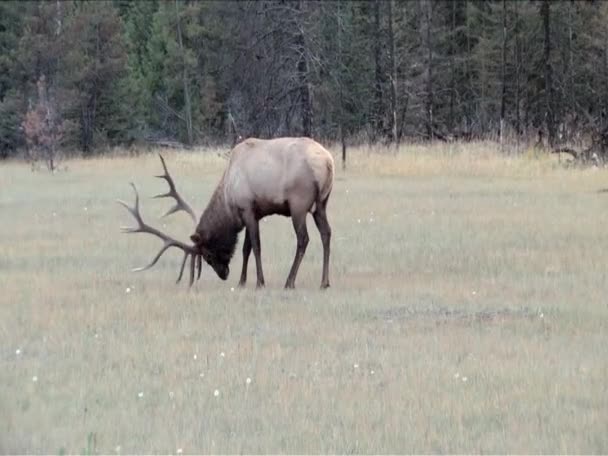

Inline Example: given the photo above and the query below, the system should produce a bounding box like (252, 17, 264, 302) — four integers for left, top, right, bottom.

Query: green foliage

(0, 1, 25, 100)
(2, 0, 608, 155)
(62, 1, 127, 152)
(0, 90, 24, 158)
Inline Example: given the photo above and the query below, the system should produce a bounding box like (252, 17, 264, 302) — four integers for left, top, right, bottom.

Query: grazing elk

(118, 137, 334, 289)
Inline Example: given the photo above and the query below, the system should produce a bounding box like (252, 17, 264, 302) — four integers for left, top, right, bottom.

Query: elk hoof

(320, 282, 330, 289)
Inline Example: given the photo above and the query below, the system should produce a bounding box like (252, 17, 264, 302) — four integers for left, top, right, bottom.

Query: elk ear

(190, 233, 201, 244)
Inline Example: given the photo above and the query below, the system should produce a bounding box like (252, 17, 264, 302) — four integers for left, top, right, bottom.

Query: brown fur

(195, 185, 242, 266)
(192, 137, 334, 289)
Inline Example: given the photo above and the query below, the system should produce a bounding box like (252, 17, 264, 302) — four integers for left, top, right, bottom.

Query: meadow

(1, 142, 607, 453)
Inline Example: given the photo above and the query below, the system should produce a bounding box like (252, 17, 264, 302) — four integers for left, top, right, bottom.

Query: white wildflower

(214, 389, 220, 397)
(246, 377, 252, 385)
(220, 352, 225, 358)
(454, 372, 460, 379)
(15, 348, 21, 355)
(32, 375, 38, 382)
(353, 363, 359, 369)
(125, 287, 131, 294)
(462, 376, 468, 382)
(138, 391, 144, 398)
(193, 354, 197, 360)
(176, 449, 183, 454)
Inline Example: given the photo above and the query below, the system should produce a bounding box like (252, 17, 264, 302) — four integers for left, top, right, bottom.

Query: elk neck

(195, 179, 243, 264)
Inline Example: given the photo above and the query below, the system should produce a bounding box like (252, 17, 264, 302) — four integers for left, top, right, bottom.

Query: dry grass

(1, 142, 608, 453)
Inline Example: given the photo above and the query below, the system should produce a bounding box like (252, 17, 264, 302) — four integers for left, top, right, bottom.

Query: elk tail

(319, 158, 334, 203)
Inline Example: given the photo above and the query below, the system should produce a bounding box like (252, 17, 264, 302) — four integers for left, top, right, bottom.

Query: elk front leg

(238, 230, 251, 287)
(284, 212, 309, 289)
(243, 212, 265, 288)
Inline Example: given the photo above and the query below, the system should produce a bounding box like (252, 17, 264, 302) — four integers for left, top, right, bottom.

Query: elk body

(119, 137, 334, 289)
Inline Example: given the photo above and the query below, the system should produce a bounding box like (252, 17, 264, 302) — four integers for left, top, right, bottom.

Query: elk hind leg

(313, 199, 331, 289)
(285, 211, 309, 289)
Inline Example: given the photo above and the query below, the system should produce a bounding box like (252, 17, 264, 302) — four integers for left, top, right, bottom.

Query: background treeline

(2, 0, 608, 160)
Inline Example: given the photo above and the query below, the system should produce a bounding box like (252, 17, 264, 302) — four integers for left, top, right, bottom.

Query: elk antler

(154, 154, 197, 224)
(117, 183, 202, 286)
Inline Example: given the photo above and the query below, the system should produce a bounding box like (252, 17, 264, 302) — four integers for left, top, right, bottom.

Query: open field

(1, 142, 608, 453)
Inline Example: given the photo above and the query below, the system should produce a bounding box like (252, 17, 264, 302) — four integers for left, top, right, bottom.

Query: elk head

(117, 155, 206, 286)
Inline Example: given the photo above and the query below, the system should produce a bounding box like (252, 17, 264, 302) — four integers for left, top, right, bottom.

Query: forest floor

(1, 142, 608, 453)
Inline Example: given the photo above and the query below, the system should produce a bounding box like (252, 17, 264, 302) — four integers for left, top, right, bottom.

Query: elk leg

(238, 230, 251, 287)
(284, 212, 309, 289)
(313, 201, 331, 289)
(243, 212, 265, 288)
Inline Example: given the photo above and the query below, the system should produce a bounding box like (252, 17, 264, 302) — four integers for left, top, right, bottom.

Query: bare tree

(422, 0, 434, 140)
(175, 0, 193, 146)
(22, 75, 64, 171)
(500, 0, 507, 147)
(372, 0, 384, 141)
(295, 0, 313, 137)
(541, 0, 555, 148)
(387, 0, 398, 144)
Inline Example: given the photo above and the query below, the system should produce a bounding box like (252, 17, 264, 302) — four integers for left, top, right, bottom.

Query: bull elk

(118, 137, 334, 289)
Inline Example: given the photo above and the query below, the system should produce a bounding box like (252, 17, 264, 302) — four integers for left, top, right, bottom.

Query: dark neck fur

(196, 181, 243, 264)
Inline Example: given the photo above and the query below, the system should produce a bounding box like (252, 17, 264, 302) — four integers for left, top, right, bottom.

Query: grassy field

(1, 142, 608, 453)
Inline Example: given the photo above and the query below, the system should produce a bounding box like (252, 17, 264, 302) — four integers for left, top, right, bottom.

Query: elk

(118, 137, 334, 289)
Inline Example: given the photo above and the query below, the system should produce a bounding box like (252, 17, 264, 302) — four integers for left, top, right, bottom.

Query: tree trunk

(387, 0, 397, 145)
(566, 1, 574, 142)
(465, 0, 473, 136)
(541, 0, 555, 148)
(175, 0, 193, 146)
(295, 0, 313, 137)
(373, 0, 383, 140)
(337, 1, 346, 169)
(500, 0, 507, 148)
(423, 0, 434, 140)
(448, 0, 456, 134)
(514, 0, 521, 140)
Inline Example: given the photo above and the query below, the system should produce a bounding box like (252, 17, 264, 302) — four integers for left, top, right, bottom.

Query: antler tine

(132, 243, 173, 272)
(154, 154, 197, 224)
(116, 183, 144, 231)
(189, 254, 196, 287)
(196, 254, 202, 280)
(117, 182, 198, 280)
(176, 251, 189, 284)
